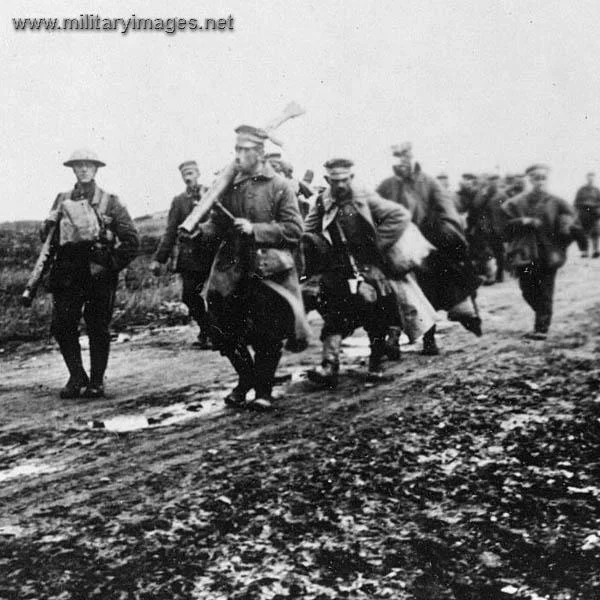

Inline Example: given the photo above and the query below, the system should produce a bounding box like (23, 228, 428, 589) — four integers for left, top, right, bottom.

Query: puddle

(89, 399, 226, 433)
(97, 415, 150, 432)
(0, 461, 62, 482)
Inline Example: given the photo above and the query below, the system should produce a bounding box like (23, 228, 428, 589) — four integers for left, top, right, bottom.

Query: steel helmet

(63, 149, 106, 168)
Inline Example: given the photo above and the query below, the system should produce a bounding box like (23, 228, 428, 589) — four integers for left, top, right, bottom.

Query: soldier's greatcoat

(199, 161, 310, 343)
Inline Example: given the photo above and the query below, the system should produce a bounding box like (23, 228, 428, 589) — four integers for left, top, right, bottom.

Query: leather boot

(249, 348, 282, 412)
(421, 325, 440, 356)
(307, 334, 341, 388)
(56, 336, 89, 399)
(84, 333, 110, 398)
(366, 337, 386, 381)
(223, 345, 255, 408)
(384, 326, 402, 361)
(534, 312, 551, 336)
(448, 297, 482, 337)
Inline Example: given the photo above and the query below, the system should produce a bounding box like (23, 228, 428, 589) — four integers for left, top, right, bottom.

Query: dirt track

(1, 253, 599, 599)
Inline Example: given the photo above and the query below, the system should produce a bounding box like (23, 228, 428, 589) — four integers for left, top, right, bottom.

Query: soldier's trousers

(516, 264, 557, 333)
(206, 280, 295, 396)
(489, 235, 506, 281)
(51, 270, 117, 384)
(318, 272, 392, 344)
(180, 270, 208, 329)
(576, 209, 600, 253)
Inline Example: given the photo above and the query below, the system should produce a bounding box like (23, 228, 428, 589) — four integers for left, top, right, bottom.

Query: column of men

(38, 137, 583, 408)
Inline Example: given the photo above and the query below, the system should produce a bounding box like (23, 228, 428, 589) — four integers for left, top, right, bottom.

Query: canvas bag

(58, 190, 110, 246)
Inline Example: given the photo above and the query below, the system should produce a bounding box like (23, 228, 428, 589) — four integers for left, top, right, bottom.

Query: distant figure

(504, 172, 526, 198)
(150, 161, 217, 349)
(467, 174, 506, 284)
(42, 149, 139, 398)
(574, 172, 600, 258)
(280, 160, 314, 218)
(455, 173, 478, 224)
(501, 164, 575, 340)
(264, 151, 284, 174)
(436, 172, 450, 191)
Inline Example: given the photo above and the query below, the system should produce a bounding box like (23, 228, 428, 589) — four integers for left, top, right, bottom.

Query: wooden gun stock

(178, 102, 306, 235)
(20, 224, 56, 307)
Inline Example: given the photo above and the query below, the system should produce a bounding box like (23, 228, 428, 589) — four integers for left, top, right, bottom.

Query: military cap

(436, 173, 449, 180)
(461, 173, 477, 180)
(324, 158, 354, 180)
(264, 152, 282, 161)
(587, 171, 596, 177)
(391, 142, 412, 157)
(178, 160, 199, 173)
(63, 149, 106, 168)
(235, 125, 270, 148)
(524, 163, 550, 176)
(487, 174, 500, 181)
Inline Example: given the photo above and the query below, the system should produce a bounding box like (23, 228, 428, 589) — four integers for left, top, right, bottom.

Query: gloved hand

(149, 260, 163, 276)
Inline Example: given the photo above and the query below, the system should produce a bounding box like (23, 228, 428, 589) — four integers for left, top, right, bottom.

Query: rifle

(178, 101, 306, 236)
(20, 224, 56, 307)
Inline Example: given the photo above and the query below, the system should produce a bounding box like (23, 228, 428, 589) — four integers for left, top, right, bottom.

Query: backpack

(57, 189, 110, 246)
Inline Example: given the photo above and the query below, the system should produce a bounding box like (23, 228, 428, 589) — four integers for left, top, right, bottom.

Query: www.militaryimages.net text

(12, 14, 235, 34)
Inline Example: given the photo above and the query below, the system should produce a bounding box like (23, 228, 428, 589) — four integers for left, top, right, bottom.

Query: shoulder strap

(49, 190, 71, 218)
(98, 191, 111, 215)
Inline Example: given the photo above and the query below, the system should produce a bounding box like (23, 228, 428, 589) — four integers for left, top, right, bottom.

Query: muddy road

(1, 254, 599, 599)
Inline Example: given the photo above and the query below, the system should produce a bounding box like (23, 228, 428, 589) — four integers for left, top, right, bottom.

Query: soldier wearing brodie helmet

(42, 149, 139, 399)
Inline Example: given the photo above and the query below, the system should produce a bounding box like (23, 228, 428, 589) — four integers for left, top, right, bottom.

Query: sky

(2, 0, 600, 221)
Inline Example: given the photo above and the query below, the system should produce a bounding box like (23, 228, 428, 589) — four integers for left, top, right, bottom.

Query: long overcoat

(501, 190, 574, 269)
(199, 162, 311, 342)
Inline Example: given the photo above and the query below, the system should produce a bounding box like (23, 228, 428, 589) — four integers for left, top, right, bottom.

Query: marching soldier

(303, 159, 437, 387)
(573, 172, 600, 258)
(42, 150, 139, 398)
(504, 172, 526, 198)
(501, 164, 575, 339)
(264, 151, 284, 174)
(377, 143, 481, 355)
(436, 172, 451, 191)
(192, 125, 310, 411)
(455, 173, 478, 227)
(280, 160, 314, 218)
(466, 174, 506, 284)
(150, 161, 217, 348)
